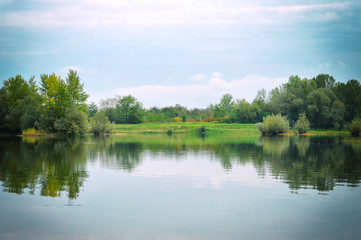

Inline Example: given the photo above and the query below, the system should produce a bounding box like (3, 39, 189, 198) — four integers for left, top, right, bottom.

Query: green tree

(258, 114, 290, 136)
(230, 99, 256, 123)
(90, 111, 112, 135)
(40, 73, 70, 118)
(214, 93, 235, 118)
(330, 100, 345, 130)
(313, 74, 335, 89)
(348, 118, 361, 136)
(116, 95, 144, 123)
(306, 88, 340, 129)
(54, 105, 89, 135)
(294, 113, 310, 134)
(66, 70, 88, 112)
(0, 75, 42, 133)
(40, 70, 88, 118)
(87, 102, 98, 119)
(334, 79, 361, 122)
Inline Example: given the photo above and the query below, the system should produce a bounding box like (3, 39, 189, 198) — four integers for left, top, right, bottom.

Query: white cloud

(108, 74, 287, 108)
(0, 1, 355, 29)
(133, 157, 276, 189)
(211, 71, 223, 78)
(189, 73, 208, 81)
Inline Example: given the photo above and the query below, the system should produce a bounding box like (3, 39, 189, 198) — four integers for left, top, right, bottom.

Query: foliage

(0, 75, 42, 133)
(197, 125, 206, 137)
(334, 79, 361, 122)
(22, 128, 42, 136)
(101, 95, 144, 124)
(90, 111, 113, 135)
(1, 71, 360, 134)
(230, 99, 257, 123)
(260, 114, 290, 136)
(313, 74, 335, 89)
(66, 70, 88, 112)
(306, 88, 344, 129)
(87, 102, 98, 119)
(54, 105, 89, 135)
(172, 117, 183, 122)
(202, 117, 222, 122)
(348, 118, 361, 136)
(214, 93, 235, 118)
(39, 70, 88, 119)
(294, 113, 310, 134)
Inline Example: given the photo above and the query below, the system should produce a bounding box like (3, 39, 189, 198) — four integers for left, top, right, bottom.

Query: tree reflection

(0, 137, 88, 199)
(256, 136, 361, 191)
(1, 134, 361, 198)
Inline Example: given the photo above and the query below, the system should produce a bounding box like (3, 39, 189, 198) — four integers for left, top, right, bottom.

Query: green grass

(112, 122, 259, 134)
(112, 122, 350, 136)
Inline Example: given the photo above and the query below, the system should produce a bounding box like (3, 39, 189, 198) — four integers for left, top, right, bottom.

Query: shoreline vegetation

(20, 122, 349, 137)
(1, 70, 361, 137)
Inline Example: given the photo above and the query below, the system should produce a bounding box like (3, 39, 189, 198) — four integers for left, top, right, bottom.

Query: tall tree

(313, 74, 336, 89)
(66, 70, 88, 112)
(1, 75, 42, 133)
(214, 93, 234, 118)
(334, 79, 361, 122)
(115, 95, 144, 123)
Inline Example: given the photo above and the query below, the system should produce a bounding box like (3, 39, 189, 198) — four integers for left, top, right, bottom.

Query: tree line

(0, 70, 110, 135)
(96, 74, 361, 129)
(1, 71, 361, 135)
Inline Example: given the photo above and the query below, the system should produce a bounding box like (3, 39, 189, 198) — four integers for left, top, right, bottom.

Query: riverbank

(111, 122, 350, 136)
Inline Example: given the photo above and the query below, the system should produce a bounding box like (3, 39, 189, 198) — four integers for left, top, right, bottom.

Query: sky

(0, 0, 360, 108)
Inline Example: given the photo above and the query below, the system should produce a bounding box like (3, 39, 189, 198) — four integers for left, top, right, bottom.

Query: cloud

(211, 71, 223, 78)
(190, 73, 207, 81)
(109, 74, 288, 108)
(0, 0, 356, 29)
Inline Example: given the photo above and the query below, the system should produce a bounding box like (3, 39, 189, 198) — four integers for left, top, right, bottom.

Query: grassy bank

(112, 122, 350, 136)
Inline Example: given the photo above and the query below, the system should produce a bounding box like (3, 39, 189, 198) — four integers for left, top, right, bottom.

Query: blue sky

(1, 0, 360, 108)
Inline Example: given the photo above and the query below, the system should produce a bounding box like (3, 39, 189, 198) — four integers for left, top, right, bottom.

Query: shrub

(294, 113, 310, 134)
(260, 114, 289, 136)
(197, 125, 206, 137)
(202, 117, 221, 122)
(90, 111, 113, 136)
(22, 128, 42, 136)
(172, 117, 183, 122)
(348, 118, 361, 136)
(256, 122, 264, 134)
(54, 105, 89, 135)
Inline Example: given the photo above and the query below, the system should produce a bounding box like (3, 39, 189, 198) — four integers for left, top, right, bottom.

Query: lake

(1, 134, 361, 240)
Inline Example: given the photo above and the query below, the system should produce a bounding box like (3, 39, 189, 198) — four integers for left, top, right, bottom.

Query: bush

(260, 114, 289, 136)
(256, 122, 264, 134)
(202, 117, 221, 122)
(348, 118, 361, 136)
(197, 125, 206, 137)
(294, 113, 310, 134)
(22, 128, 42, 136)
(90, 111, 113, 136)
(172, 117, 183, 122)
(54, 105, 89, 135)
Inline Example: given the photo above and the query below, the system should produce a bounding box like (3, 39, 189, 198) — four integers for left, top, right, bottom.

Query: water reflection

(1, 135, 361, 199)
(0, 137, 88, 199)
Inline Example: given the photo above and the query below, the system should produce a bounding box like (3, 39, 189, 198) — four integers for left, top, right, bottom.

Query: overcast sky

(1, 0, 360, 108)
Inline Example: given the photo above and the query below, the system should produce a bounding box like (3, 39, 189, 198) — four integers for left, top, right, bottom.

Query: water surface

(1, 134, 361, 239)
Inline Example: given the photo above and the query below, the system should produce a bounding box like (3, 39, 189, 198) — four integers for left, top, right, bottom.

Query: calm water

(1, 134, 361, 240)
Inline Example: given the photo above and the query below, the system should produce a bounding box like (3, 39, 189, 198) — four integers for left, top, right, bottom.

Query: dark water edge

(1, 134, 361, 239)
